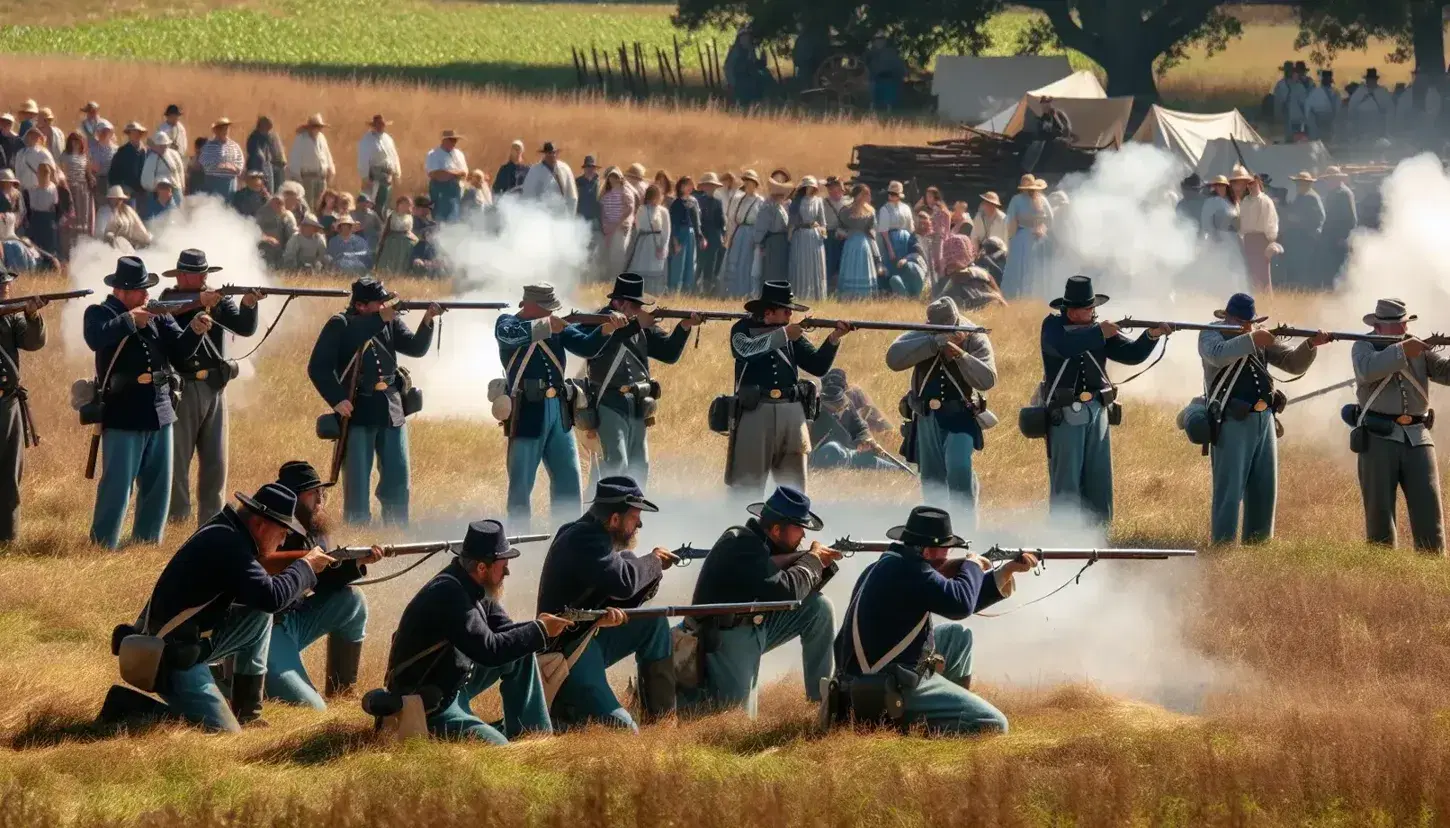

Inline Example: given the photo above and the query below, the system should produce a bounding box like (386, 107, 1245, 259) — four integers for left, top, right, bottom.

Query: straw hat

(105, 185, 128, 200)
(17, 100, 37, 115)
(740, 169, 762, 186)
(37, 106, 54, 119)
(799, 175, 819, 190)
(602, 165, 622, 181)
(626, 162, 648, 179)
(980, 191, 1002, 208)
(1228, 164, 1253, 182)
(81, 101, 100, 113)
(698, 172, 721, 186)
(1017, 174, 1047, 191)
(301, 113, 327, 129)
(333, 215, 359, 229)
(440, 129, 463, 141)
(1289, 170, 1316, 183)
(123, 121, 146, 134)
(211, 117, 232, 128)
(1207, 174, 1230, 187)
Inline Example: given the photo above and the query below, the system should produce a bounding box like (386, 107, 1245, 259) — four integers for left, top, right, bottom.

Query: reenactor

(808, 371, 897, 472)
(0, 270, 47, 542)
(681, 486, 838, 717)
(157, 249, 261, 526)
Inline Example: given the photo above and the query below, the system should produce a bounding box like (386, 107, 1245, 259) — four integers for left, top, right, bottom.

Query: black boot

(230, 673, 269, 728)
(325, 636, 364, 698)
(636, 657, 677, 724)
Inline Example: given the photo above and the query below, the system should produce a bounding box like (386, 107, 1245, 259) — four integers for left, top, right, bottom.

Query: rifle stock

(83, 427, 101, 480)
(330, 533, 552, 562)
(0, 289, 92, 317)
(558, 600, 801, 622)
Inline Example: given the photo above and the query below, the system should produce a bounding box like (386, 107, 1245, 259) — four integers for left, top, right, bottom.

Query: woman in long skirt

(877, 180, 914, 293)
(627, 184, 671, 295)
(917, 185, 951, 278)
(1001, 174, 1056, 301)
(22, 162, 67, 258)
(376, 195, 417, 274)
(721, 170, 763, 297)
(667, 175, 701, 293)
(836, 184, 882, 299)
(59, 132, 94, 256)
(755, 178, 792, 285)
(787, 176, 828, 301)
(598, 167, 635, 279)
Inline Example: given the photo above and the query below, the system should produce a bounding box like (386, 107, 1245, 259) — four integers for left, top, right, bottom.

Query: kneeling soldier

(683, 486, 839, 717)
(828, 506, 1034, 734)
(384, 519, 577, 743)
(265, 460, 381, 708)
(808, 371, 898, 472)
(537, 475, 679, 731)
(115, 484, 332, 731)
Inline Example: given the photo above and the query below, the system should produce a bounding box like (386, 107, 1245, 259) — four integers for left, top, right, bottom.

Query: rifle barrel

(653, 308, 750, 321)
(1271, 326, 1403, 345)
(802, 317, 989, 334)
(332, 533, 551, 561)
(830, 538, 894, 556)
(394, 300, 510, 310)
(562, 600, 801, 621)
(983, 546, 1197, 562)
(1117, 318, 1245, 334)
(220, 286, 349, 298)
(0, 289, 93, 305)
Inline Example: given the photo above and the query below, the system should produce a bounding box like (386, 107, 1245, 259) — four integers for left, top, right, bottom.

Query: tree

(1296, 1, 1446, 105)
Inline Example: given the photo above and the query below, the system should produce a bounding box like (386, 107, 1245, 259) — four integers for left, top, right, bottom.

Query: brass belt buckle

(927, 398, 942, 410)
(1078, 391, 1092, 402)
(194, 369, 209, 380)
(545, 387, 558, 398)
(752, 615, 764, 626)
(374, 381, 389, 392)
(769, 388, 782, 399)
(1253, 399, 1268, 412)
(1397, 414, 1414, 425)
(137, 372, 153, 385)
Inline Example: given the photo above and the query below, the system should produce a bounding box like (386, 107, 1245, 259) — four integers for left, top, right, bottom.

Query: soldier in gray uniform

(0, 273, 46, 542)
(1350, 298, 1450, 553)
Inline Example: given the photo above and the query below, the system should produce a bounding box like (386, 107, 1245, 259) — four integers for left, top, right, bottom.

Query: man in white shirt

(34, 108, 64, 159)
(79, 101, 104, 150)
(141, 133, 187, 198)
(970, 192, 1009, 254)
(1237, 171, 1279, 294)
(155, 104, 187, 157)
(1304, 69, 1340, 142)
(285, 114, 335, 208)
(519, 141, 577, 214)
(356, 114, 401, 208)
(425, 129, 468, 222)
(13, 128, 55, 191)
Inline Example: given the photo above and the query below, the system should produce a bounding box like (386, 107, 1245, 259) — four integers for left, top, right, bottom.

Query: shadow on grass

(7, 708, 165, 749)
(249, 720, 378, 766)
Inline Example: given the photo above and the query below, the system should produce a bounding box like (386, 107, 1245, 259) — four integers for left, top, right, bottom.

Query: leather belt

(1367, 411, 1428, 426)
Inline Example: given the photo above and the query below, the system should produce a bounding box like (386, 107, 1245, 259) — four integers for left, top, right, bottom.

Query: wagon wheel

(814, 52, 868, 107)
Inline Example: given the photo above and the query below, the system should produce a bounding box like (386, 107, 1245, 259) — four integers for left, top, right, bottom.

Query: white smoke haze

(410, 195, 593, 420)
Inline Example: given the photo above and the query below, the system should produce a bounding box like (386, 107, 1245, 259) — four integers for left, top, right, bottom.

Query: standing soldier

(536, 476, 677, 732)
(725, 281, 851, 497)
(157, 249, 261, 527)
(0, 272, 46, 543)
(264, 460, 381, 709)
(382, 519, 573, 743)
(494, 283, 616, 525)
(1351, 299, 1450, 553)
(1198, 293, 1324, 545)
(682, 486, 839, 717)
(307, 277, 442, 525)
(1037, 276, 1168, 524)
(84, 256, 208, 549)
(887, 296, 997, 523)
(580, 273, 700, 487)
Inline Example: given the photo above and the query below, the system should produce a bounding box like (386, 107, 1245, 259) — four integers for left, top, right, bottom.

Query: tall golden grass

(2, 58, 1449, 825)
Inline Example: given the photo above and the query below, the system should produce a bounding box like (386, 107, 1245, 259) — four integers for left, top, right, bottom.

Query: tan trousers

(727, 400, 808, 496)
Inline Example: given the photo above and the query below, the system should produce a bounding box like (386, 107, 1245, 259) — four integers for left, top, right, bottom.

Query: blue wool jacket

(1039, 313, 1157, 401)
(84, 294, 204, 431)
(307, 310, 435, 429)
(495, 313, 607, 439)
(728, 317, 839, 394)
(536, 513, 663, 651)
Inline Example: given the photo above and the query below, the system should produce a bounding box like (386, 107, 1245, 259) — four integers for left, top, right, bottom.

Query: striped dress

(787, 195, 827, 301)
(60, 152, 93, 238)
(599, 187, 636, 279)
(836, 210, 880, 298)
(721, 192, 763, 297)
(928, 201, 951, 277)
(755, 199, 790, 285)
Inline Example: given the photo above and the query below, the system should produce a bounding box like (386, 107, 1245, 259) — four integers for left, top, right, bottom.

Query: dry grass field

(4, 57, 1450, 826)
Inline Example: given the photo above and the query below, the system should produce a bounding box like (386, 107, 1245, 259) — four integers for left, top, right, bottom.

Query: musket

(668, 543, 711, 566)
(831, 537, 1196, 563)
(799, 317, 989, 335)
(0, 289, 92, 316)
(329, 534, 550, 562)
(557, 600, 801, 623)
(143, 299, 197, 316)
(1116, 316, 1245, 334)
(1286, 377, 1357, 406)
(390, 300, 509, 312)
(653, 308, 750, 322)
(154, 285, 350, 317)
(1269, 326, 1450, 348)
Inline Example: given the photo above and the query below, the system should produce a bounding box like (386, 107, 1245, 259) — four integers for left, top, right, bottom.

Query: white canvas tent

(1195, 139, 1334, 189)
(974, 71, 1128, 147)
(975, 70, 1107, 133)
(1131, 105, 1265, 171)
(932, 55, 1074, 123)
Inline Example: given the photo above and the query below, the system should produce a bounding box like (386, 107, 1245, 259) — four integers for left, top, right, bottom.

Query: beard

(483, 580, 505, 602)
(298, 501, 332, 539)
(608, 524, 639, 552)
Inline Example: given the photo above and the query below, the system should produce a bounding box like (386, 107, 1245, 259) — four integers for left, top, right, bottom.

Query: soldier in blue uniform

(887, 296, 998, 523)
(808, 370, 897, 471)
(84, 256, 208, 549)
(1198, 293, 1324, 545)
(579, 273, 701, 487)
(157, 249, 262, 527)
(1037, 276, 1169, 523)
(307, 277, 442, 525)
(385, 519, 575, 743)
(827, 506, 1035, 734)
(117, 484, 332, 731)
(0, 271, 48, 543)
(494, 283, 618, 525)
(536, 476, 677, 732)
(681, 486, 839, 717)
(264, 460, 381, 709)
(726, 281, 851, 497)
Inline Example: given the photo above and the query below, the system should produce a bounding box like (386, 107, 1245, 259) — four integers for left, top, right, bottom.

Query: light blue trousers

(596, 404, 649, 487)
(1210, 410, 1278, 545)
(264, 587, 369, 709)
(1047, 400, 1114, 524)
(157, 606, 271, 733)
(915, 414, 979, 526)
(551, 618, 672, 733)
(428, 655, 553, 744)
(901, 624, 1008, 734)
(668, 227, 697, 292)
(687, 592, 834, 718)
(344, 423, 410, 525)
(811, 440, 897, 472)
(506, 398, 582, 524)
(91, 425, 174, 549)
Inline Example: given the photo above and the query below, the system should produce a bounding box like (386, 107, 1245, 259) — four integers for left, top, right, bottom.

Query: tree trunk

(1411, 1, 1446, 108)
(1099, 47, 1161, 136)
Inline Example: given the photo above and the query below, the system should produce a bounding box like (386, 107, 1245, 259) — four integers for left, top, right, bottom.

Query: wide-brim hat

(539, 141, 558, 154)
(767, 178, 794, 197)
(746, 485, 823, 531)
(699, 172, 721, 186)
(1290, 170, 1316, 183)
(153, 177, 176, 190)
(607, 272, 655, 306)
(520, 282, 563, 312)
(1366, 67, 1380, 79)
(367, 114, 391, 126)
(1364, 297, 1417, 327)
(333, 215, 360, 229)
(276, 460, 333, 494)
(0, 170, 17, 184)
(1213, 292, 1266, 324)
(235, 484, 308, 537)
(980, 191, 1002, 208)
(439, 129, 462, 141)
(740, 169, 762, 186)
(799, 175, 819, 190)
(81, 101, 100, 113)
(105, 185, 128, 201)
(148, 132, 172, 147)
(1229, 165, 1253, 182)
(300, 216, 324, 230)
(745, 280, 808, 314)
(1207, 175, 1231, 187)
(582, 155, 598, 169)
(164, 104, 183, 116)
(1049, 275, 1108, 310)
(211, 117, 232, 129)
(886, 180, 905, 196)
(301, 114, 328, 129)
(885, 506, 967, 548)
(163, 248, 222, 277)
(626, 162, 648, 179)
(244, 169, 266, 179)
(1018, 174, 1047, 191)
(17, 100, 37, 115)
(103, 255, 159, 289)
(459, 519, 520, 562)
(589, 475, 659, 513)
(350, 277, 395, 304)
(36, 107, 54, 119)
